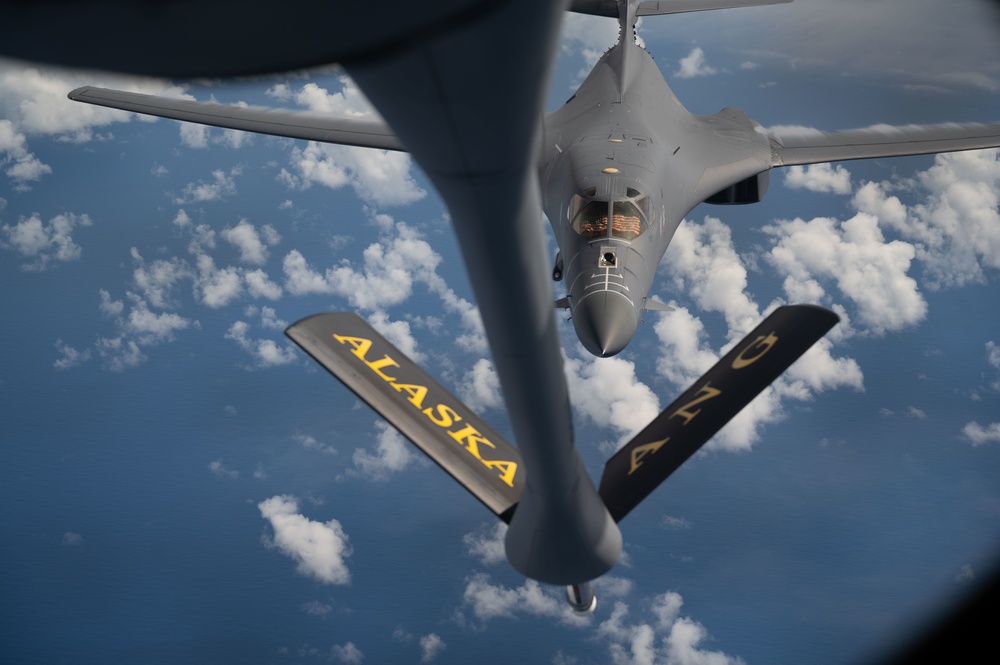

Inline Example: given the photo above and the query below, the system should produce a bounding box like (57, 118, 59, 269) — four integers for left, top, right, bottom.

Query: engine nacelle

(704, 169, 770, 204)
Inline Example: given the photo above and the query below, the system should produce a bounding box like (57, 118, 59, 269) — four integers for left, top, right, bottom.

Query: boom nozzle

(566, 581, 597, 615)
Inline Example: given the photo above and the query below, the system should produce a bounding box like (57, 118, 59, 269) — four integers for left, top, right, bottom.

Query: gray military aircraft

(39, 0, 1000, 612)
(65, 1, 1000, 359)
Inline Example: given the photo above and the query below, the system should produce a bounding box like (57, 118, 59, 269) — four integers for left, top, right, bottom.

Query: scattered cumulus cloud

(457, 358, 503, 412)
(280, 142, 425, 207)
(564, 352, 660, 451)
(258, 494, 352, 585)
(349, 421, 420, 481)
(225, 319, 298, 369)
(281, 218, 484, 352)
(95, 336, 146, 372)
(1, 212, 92, 270)
(764, 214, 926, 336)
(208, 460, 239, 479)
(660, 515, 692, 530)
(301, 600, 333, 617)
(462, 522, 508, 566)
(294, 433, 337, 456)
(173, 167, 240, 204)
(459, 573, 589, 627)
(221, 219, 281, 265)
(419, 634, 446, 663)
(61, 532, 84, 546)
(330, 642, 364, 664)
(851, 149, 1000, 290)
(0, 119, 51, 188)
(675, 48, 717, 79)
(458, 575, 745, 664)
(655, 217, 863, 451)
(962, 421, 1000, 446)
(783, 163, 853, 195)
(53, 339, 91, 370)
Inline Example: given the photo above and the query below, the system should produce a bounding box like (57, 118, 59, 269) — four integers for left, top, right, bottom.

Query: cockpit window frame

(569, 184, 651, 242)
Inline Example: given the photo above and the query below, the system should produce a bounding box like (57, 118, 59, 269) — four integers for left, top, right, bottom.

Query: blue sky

(2, 1, 1000, 664)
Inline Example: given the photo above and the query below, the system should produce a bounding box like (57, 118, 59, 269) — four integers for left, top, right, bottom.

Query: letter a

(628, 437, 669, 475)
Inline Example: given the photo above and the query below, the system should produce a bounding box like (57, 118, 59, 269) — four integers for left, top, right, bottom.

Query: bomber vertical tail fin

(567, 0, 793, 19)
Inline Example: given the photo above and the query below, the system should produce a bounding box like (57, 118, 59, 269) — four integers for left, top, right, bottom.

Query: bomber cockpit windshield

(570, 187, 650, 242)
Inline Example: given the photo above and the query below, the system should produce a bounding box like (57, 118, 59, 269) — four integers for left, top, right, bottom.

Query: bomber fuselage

(541, 37, 771, 356)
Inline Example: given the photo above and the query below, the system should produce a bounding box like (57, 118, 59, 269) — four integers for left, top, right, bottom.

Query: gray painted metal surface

(68, 87, 403, 151)
(286, 312, 524, 522)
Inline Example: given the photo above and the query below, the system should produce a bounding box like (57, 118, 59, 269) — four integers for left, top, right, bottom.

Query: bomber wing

(769, 122, 1000, 167)
(67, 86, 403, 151)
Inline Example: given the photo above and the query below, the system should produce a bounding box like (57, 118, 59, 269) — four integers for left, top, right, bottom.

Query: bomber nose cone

(573, 292, 638, 357)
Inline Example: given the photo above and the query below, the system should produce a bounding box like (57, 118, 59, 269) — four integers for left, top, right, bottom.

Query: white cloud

(366, 310, 424, 363)
(419, 634, 446, 663)
(0, 119, 50, 188)
(666, 217, 761, 337)
(0, 64, 188, 136)
(282, 223, 436, 308)
(962, 422, 1000, 446)
(660, 515, 692, 530)
(130, 250, 192, 309)
(462, 522, 508, 566)
(294, 433, 337, 456)
(783, 163, 853, 195)
(61, 532, 84, 546)
(225, 320, 298, 369)
(221, 219, 280, 265)
(301, 600, 333, 617)
(194, 254, 243, 308)
(852, 150, 1000, 289)
(283, 219, 484, 353)
(987, 341, 1000, 370)
(458, 358, 503, 412)
(0, 66, 185, 187)
(459, 573, 588, 627)
(273, 77, 380, 118)
(53, 339, 91, 370)
(208, 460, 239, 479)
(95, 336, 146, 372)
(258, 494, 352, 585)
(282, 141, 425, 207)
(459, 575, 746, 665)
(330, 643, 364, 664)
(350, 421, 419, 481)
(173, 168, 239, 204)
(653, 216, 865, 451)
(597, 594, 746, 665)
(245, 305, 287, 330)
(244, 269, 283, 300)
(676, 48, 717, 79)
(122, 293, 193, 344)
(1, 212, 92, 270)
(764, 214, 926, 335)
(564, 352, 660, 451)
